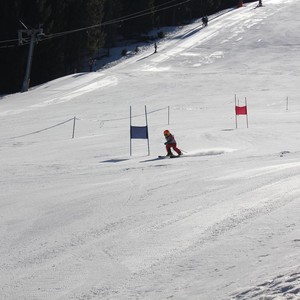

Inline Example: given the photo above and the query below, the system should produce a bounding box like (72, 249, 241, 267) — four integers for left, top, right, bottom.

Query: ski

(157, 155, 181, 159)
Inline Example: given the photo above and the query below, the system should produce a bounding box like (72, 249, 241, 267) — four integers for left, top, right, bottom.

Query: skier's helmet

(164, 130, 170, 136)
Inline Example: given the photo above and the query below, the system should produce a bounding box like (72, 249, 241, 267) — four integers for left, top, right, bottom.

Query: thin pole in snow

(286, 96, 289, 111)
(72, 117, 76, 138)
(145, 105, 150, 156)
(245, 97, 249, 128)
(235, 94, 238, 129)
(130, 106, 132, 156)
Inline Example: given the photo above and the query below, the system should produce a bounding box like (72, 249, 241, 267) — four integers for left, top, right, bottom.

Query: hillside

(0, 0, 300, 299)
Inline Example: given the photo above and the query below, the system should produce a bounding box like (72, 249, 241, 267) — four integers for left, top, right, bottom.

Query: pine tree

(0, 0, 28, 93)
(102, 0, 123, 55)
(119, 0, 155, 37)
(62, 0, 106, 73)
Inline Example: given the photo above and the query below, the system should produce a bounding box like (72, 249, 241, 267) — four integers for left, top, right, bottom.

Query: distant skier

(202, 16, 208, 27)
(163, 130, 182, 156)
(88, 57, 96, 72)
(88, 57, 93, 72)
(154, 42, 157, 53)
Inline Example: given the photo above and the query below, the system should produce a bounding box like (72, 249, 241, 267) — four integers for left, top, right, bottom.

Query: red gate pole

(235, 94, 238, 129)
(245, 97, 249, 128)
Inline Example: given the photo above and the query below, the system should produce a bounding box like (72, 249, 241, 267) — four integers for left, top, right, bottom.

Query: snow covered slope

(0, 0, 299, 299)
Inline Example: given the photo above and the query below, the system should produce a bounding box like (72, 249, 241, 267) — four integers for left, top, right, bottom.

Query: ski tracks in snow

(74, 153, 300, 299)
(231, 270, 300, 299)
(0, 74, 118, 117)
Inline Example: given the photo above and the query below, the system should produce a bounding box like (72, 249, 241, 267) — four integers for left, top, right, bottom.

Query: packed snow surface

(0, 0, 299, 299)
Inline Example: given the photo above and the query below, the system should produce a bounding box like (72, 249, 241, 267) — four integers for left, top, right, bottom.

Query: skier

(88, 57, 96, 72)
(164, 130, 182, 156)
(202, 15, 208, 27)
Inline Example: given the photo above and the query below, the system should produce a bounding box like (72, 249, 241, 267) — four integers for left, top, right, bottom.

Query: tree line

(0, 0, 255, 94)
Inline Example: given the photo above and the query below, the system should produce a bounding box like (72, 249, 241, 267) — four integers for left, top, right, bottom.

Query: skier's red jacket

(165, 134, 176, 144)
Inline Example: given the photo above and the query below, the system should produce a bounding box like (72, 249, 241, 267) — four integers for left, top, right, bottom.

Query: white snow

(1, 0, 300, 299)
